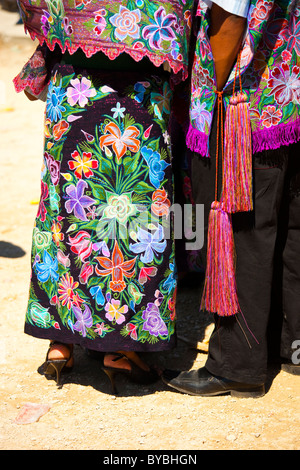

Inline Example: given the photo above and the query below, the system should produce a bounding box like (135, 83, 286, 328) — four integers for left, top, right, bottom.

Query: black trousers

(191, 113, 300, 384)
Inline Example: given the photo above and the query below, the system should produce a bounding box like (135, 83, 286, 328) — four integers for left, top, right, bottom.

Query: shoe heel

(231, 384, 265, 398)
(102, 367, 118, 395)
(44, 360, 67, 387)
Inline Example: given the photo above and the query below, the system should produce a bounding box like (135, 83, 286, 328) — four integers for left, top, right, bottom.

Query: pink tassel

(201, 56, 253, 319)
(221, 92, 253, 213)
(200, 201, 241, 317)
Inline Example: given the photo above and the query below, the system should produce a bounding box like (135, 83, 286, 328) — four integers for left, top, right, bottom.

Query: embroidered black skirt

(24, 63, 177, 352)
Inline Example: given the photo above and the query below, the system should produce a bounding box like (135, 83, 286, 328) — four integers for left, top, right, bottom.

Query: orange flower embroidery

(95, 240, 137, 292)
(51, 221, 64, 246)
(151, 188, 171, 217)
(68, 150, 99, 179)
(99, 121, 140, 162)
(53, 119, 70, 141)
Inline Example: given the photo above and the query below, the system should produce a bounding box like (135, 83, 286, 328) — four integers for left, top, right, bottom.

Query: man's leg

(280, 144, 300, 373)
(206, 151, 289, 384)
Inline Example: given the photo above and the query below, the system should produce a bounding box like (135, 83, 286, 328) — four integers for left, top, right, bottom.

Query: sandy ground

(0, 10, 299, 452)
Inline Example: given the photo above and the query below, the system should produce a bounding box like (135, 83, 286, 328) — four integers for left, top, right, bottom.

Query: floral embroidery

(268, 63, 300, 106)
(187, 0, 300, 156)
(67, 77, 96, 107)
(142, 6, 176, 50)
(110, 6, 141, 41)
(101, 192, 137, 226)
(36, 250, 59, 283)
(17, 0, 194, 81)
(72, 304, 93, 337)
(93, 11, 106, 36)
(95, 240, 137, 293)
(151, 188, 171, 218)
(141, 146, 169, 188)
(65, 180, 96, 221)
(46, 80, 66, 122)
(58, 272, 80, 309)
(99, 121, 140, 162)
(68, 150, 98, 179)
(37, 181, 49, 222)
(129, 224, 167, 264)
(142, 302, 168, 337)
(105, 298, 129, 324)
(25, 67, 176, 348)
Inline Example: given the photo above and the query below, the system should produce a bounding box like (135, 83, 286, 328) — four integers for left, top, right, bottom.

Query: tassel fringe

(221, 92, 253, 213)
(200, 52, 253, 319)
(200, 201, 241, 317)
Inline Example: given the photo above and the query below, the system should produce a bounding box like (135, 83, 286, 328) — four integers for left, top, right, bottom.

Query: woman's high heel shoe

(44, 341, 73, 387)
(101, 353, 159, 395)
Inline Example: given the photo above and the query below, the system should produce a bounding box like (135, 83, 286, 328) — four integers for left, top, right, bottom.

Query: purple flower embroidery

(142, 302, 168, 337)
(67, 77, 97, 107)
(41, 10, 51, 36)
(142, 6, 176, 50)
(65, 180, 96, 221)
(44, 151, 60, 185)
(129, 224, 166, 263)
(72, 304, 93, 337)
(190, 101, 212, 133)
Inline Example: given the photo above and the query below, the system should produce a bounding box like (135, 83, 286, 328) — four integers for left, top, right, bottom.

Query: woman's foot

(103, 351, 150, 372)
(102, 351, 160, 394)
(44, 341, 74, 387)
(47, 341, 74, 368)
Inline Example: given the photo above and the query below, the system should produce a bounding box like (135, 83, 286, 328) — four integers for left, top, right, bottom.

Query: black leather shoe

(281, 362, 300, 375)
(162, 367, 265, 398)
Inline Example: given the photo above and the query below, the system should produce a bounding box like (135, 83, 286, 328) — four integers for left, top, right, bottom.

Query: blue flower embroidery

(163, 261, 177, 294)
(141, 146, 169, 189)
(130, 224, 166, 263)
(46, 80, 66, 122)
(134, 82, 146, 103)
(90, 285, 105, 306)
(35, 250, 59, 283)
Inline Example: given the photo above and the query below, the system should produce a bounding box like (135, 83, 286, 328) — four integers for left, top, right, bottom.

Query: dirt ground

(0, 11, 299, 452)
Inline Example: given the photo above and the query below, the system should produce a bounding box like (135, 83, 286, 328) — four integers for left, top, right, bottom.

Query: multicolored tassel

(221, 91, 253, 213)
(200, 52, 253, 318)
(200, 201, 241, 317)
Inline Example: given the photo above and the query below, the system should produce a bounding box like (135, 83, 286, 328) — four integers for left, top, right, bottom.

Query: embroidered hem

(23, 27, 189, 83)
(186, 123, 209, 157)
(252, 119, 300, 154)
(186, 119, 300, 158)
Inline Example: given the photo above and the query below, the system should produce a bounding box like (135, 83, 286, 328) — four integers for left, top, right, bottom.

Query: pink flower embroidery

(142, 6, 176, 50)
(68, 230, 93, 262)
(268, 63, 300, 106)
(261, 105, 282, 128)
(110, 6, 141, 41)
(94, 322, 109, 337)
(67, 77, 96, 107)
(126, 323, 137, 340)
(94, 9, 107, 36)
(37, 181, 48, 222)
(280, 15, 300, 56)
(44, 151, 60, 185)
(105, 298, 128, 324)
(249, 0, 273, 30)
(79, 261, 94, 284)
(58, 273, 81, 310)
